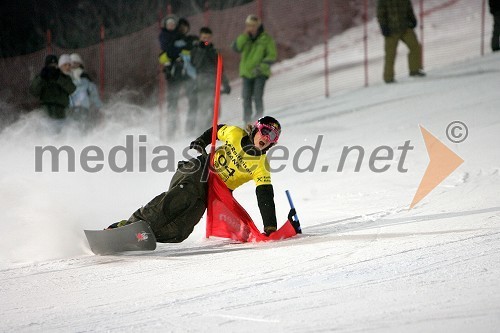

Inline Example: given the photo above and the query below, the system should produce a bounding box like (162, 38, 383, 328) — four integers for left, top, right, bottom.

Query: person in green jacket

(232, 15, 277, 124)
(29, 54, 76, 119)
(377, 0, 425, 83)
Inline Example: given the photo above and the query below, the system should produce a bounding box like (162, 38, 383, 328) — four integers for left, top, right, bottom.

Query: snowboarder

(108, 116, 297, 243)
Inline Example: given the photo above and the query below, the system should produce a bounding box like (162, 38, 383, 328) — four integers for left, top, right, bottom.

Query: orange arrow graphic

(410, 125, 464, 209)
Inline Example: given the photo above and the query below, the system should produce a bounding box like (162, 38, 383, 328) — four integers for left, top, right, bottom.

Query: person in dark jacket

(232, 15, 277, 124)
(176, 18, 200, 134)
(29, 54, 76, 119)
(490, 0, 500, 52)
(191, 27, 231, 132)
(159, 16, 199, 138)
(108, 117, 296, 243)
(377, 0, 425, 83)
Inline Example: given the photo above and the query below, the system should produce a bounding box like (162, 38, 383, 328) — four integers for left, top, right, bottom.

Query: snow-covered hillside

(1, 1, 499, 331)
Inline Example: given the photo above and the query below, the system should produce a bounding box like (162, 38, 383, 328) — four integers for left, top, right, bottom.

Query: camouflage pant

(383, 28, 422, 82)
(126, 155, 209, 243)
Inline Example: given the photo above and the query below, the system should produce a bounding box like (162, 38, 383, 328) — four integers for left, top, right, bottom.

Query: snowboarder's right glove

(189, 139, 206, 154)
(288, 208, 302, 234)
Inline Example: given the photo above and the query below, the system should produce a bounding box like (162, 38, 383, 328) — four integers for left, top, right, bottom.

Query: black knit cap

(44, 54, 58, 66)
(178, 17, 190, 28)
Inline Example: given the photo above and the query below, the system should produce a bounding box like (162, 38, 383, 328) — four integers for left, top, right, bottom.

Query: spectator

(29, 54, 76, 119)
(490, 0, 500, 52)
(377, 0, 425, 83)
(159, 16, 199, 138)
(68, 53, 103, 125)
(176, 18, 199, 134)
(232, 15, 277, 124)
(191, 27, 231, 131)
(159, 15, 180, 68)
(159, 15, 181, 137)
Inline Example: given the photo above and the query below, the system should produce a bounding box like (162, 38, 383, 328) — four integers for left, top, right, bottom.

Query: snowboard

(84, 220, 157, 255)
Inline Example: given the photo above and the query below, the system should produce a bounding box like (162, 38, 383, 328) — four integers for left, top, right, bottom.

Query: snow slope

(1, 1, 500, 331)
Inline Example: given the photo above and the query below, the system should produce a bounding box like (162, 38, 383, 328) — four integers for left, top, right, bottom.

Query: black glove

(41, 66, 60, 81)
(263, 226, 277, 236)
(288, 208, 302, 234)
(189, 139, 206, 154)
(380, 25, 391, 37)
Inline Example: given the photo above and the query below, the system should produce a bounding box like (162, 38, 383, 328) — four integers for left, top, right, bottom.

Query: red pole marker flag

(207, 170, 298, 242)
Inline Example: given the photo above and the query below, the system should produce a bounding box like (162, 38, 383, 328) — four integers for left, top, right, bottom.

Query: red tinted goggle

(255, 122, 280, 143)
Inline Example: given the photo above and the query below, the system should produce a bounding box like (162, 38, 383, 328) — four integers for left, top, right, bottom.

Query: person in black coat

(191, 27, 231, 131)
(175, 18, 199, 134)
(490, 0, 500, 51)
(29, 54, 76, 119)
(158, 16, 200, 137)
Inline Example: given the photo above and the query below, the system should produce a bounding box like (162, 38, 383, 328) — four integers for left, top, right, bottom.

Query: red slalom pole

(323, 0, 330, 98)
(204, 0, 210, 26)
(363, 0, 369, 87)
(206, 53, 223, 238)
(210, 53, 223, 166)
(481, 0, 486, 56)
(99, 25, 105, 99)
(46, 29, 52, 55)
(167, 1, 172, 15)
(158, 12, 165, 139)
(257, 0, 263, 21)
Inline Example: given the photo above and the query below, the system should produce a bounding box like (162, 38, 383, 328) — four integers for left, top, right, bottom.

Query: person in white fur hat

(67, 53, 103, 127)
(58, 54, 72, 76)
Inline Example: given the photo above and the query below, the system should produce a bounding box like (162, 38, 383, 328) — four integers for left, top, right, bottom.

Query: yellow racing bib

(213, 125, 271, 190)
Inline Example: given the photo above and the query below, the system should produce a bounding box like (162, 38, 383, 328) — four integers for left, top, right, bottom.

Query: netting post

(481, 0, 486, 56)
(158, 11, 165, 140)
(323, 0, 330, 98)
(363, 0, 369, 87)
(167, 1, 172, 15)
(419, 0, 424, 69)
(46, 29, 52, 55)
(204, 0, 210, 26)
(257, 0, 263, 20)
(99, 24, 105, 99)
